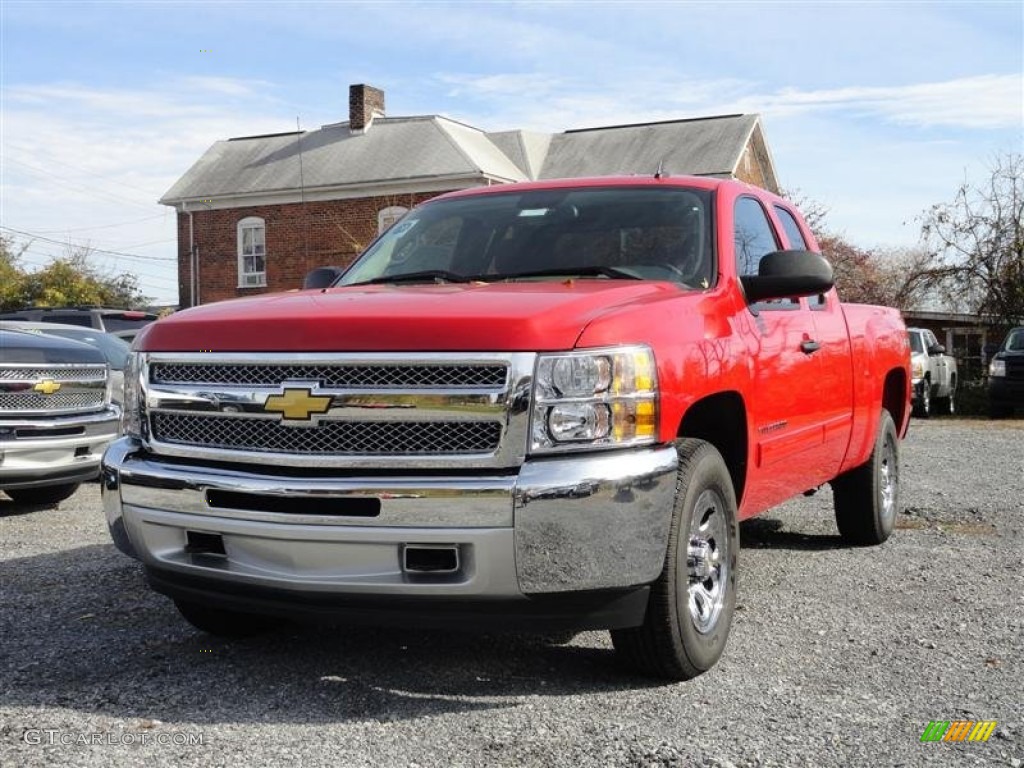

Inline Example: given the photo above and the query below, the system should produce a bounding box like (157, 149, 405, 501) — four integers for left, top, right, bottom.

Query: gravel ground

(1, 418, 1022, 768)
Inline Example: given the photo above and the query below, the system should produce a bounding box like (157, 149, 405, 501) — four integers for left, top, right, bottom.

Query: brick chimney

(349, 84, 385, 134)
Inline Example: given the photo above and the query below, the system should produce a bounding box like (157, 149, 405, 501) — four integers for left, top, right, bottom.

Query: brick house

(161, 84, 780, 307)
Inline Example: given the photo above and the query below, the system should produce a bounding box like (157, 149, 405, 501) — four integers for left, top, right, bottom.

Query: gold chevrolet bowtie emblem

(34, 379, 62, 395)
(264, 388, 332, 421)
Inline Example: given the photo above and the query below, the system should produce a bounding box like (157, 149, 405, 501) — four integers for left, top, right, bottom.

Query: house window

(237, 217, 266, 288)
(378, 206, 408, 235)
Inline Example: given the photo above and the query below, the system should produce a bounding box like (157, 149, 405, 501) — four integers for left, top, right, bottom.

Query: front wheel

(935, 378, 957, 415)
(831, 409, 900, 545)
(914, 381, 931, 418)
(611, 439, 738, 680)
(4, 483, 80, 506)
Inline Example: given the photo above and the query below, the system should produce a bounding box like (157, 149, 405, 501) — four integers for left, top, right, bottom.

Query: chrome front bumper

(102, 437, 678, 600)
(0, 408, 120, 490)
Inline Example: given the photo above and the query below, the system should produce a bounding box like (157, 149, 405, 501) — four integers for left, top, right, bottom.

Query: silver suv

(0, 329, 120, 505)
(0, 307, 157, 342)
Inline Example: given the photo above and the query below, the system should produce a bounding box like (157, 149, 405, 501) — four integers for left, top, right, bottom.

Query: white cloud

(724, 74, 1023, 130)
(435, 70, 1022, 133)
(0, 76, 299, 303)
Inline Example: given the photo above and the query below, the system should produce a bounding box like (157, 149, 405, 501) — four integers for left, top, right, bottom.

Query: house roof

(161, 112, 775, 205)
(540, 115, 759, 179)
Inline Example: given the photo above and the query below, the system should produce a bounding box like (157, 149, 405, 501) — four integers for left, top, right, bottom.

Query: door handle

(800, 340, 821, 354)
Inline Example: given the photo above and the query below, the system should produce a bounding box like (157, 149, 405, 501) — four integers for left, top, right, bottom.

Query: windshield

(101, 312, 157, 332)
(908, 331, 925, 354)
(338, 186, 714, 288)
(1005, 329, 1024, 352)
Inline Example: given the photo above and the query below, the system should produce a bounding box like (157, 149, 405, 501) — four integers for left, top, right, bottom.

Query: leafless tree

(920, 153, 1024, 325)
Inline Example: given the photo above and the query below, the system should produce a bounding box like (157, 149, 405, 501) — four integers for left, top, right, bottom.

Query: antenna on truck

(654, 160, 668, 179)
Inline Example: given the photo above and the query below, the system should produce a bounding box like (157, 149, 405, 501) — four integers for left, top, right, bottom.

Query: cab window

(735, 196, 797, 310)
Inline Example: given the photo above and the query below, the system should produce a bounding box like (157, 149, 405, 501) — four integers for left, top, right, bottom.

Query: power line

(3, 157, 159, 211)
(2, 140, 168, 198)
(1, 226, 176, 262)
(17, 243, 178, 287)
(31, 213, 169, 234)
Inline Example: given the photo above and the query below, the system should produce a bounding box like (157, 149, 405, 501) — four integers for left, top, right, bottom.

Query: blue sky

(2, 1, 1021, 304)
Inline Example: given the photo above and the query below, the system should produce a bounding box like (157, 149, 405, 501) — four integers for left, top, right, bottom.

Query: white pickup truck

(908, 327, 958, 416)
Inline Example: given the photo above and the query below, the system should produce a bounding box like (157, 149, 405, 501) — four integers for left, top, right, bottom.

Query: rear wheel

(174, 600, 280, 637)
(831, 410, 900, 545)
(4, 483, 80, 506)
(611, 439, 738, 680)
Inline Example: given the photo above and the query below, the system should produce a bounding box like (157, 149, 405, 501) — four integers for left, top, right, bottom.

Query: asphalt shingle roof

(161, 113, 767, 204)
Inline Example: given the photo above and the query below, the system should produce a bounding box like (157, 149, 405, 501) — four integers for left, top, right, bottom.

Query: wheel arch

(883, 367, 909, 437)
(677, 391, 748, 507)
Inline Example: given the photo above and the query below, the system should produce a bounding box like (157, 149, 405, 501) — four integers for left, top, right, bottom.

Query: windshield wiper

(499, 265, 643, 281)
(347, 270, 482, 286)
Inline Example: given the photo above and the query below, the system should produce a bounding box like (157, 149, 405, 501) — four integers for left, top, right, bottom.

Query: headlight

(911, 361, 924, 379)
(531, 346, 658, 453)
(121, 352, 144, 438)
(989, 359, 1006, 377)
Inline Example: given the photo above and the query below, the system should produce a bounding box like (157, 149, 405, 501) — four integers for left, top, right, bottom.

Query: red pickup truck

(103, 176, 910, 680)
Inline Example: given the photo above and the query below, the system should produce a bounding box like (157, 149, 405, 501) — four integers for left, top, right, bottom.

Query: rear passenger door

(734, 196, 826, 511)
(774, 204, 854, 481)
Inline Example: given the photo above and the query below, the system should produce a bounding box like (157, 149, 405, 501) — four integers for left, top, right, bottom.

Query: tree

(783, 191, 934, 310)
(0, 235, 31, 308)
(0, 236, 149, 311)
(920, 153, 1024, 325)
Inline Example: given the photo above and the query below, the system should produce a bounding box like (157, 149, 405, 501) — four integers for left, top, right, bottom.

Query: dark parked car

(0, 321, 130, 404)
(0, 307, 158, 342)
(988, 327, 1024, 417)
(0, 329, 120, 505)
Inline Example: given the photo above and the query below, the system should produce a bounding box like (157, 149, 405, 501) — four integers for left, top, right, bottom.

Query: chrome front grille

(152, 413, 503, 455)
(142, 352, 535, 469)
(0, 363, 108, 415)
(0, 391, 105, 411)
(150, 362, 508, 388)
(0, 366, 106, 382)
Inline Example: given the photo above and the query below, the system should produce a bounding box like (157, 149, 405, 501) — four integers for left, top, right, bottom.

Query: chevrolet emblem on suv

(263, 388, 333, 421)
(33, 379, 62, 395)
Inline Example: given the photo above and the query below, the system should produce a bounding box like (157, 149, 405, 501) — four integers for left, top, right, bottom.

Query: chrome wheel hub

(684, 489, 729, 635)
(880, 436, 897, 524)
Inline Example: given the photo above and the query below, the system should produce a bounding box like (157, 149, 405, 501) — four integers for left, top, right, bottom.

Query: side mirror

(739, 250, 834, 304)
(303, 266, 344, 290)
(927, 344, 945, 356)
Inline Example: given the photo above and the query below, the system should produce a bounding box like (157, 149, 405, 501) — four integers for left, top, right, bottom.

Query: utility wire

(17, 243, 178, 287)
(1, 140, 169, 198)
(3, 157, 158, 211)
(31, 213, 169, 234)
(1, 226, 176, 262)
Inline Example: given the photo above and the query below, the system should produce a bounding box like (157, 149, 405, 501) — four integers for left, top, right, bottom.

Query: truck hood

(139, 282, 681, 352)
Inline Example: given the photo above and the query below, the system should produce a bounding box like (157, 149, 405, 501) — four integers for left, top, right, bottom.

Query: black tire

(4, 483, 80, 506)
(174, 600, 280, 637)
(831, 409, 900, 546)
(611, 439, 738, 680)
(914, 380, 931, 418)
